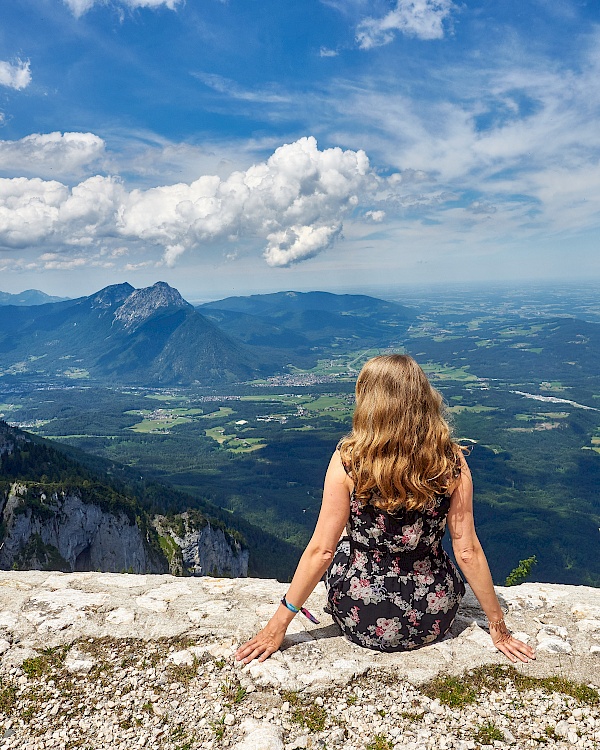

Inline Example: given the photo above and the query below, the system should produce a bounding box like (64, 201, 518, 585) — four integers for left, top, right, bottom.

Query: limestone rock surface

(0, 572, 598, 687)
(0, 572, 599, 750)
(153, 513, 249, 577)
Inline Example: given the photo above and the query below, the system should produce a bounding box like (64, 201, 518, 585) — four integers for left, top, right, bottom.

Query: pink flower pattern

(325, 487, 464, 652)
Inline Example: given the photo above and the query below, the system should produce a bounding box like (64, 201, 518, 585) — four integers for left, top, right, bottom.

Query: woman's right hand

(235, 620, 287, 665)
(490, 621, 536, 663)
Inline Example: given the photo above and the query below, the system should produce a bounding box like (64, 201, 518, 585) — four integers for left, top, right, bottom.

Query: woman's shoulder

(336, 443, 352, 476)
(445, 446, 470, 495)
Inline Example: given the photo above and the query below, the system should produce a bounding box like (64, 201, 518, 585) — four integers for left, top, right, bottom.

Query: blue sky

(0, 0, 599, 299)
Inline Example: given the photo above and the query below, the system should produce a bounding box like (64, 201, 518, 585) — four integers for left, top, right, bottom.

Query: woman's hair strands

(339, 354, 462, 513)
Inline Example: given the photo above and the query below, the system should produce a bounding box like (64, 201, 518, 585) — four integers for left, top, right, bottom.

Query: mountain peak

(113, 282, 192, 330)
(90, 283, 135, 310)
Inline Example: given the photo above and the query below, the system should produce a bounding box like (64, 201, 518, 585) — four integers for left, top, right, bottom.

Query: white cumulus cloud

(357, 0, 455, 48)
(264, 224, 343, 266)
(0, 178, 68, 248)
(64, 0, 182, 17)
(0, 175, 123, 249)
(117, 136, 372, 267)
(0, 132, 105, 178)
(0, 59, 31, 90)
(0, 137, 380, 268)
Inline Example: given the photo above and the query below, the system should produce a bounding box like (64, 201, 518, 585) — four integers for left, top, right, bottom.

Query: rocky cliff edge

(0, 572, 599, 749)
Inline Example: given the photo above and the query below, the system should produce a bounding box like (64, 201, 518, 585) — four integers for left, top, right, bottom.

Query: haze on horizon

(1, 0, 599, 299)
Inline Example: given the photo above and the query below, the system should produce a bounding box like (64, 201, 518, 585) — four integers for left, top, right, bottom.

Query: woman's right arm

(447, 454, 535, 663)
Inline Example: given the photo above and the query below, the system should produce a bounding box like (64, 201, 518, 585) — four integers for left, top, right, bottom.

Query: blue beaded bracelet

(281, 595, 320, 624)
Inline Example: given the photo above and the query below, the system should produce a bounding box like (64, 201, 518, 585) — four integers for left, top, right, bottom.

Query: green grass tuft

(220, 677, 246, 705)
(210, 715, 226, 740)
(168, 658, 198, 683)
(22, 645, 70, 678)
(366, 734, 394, 750)
(282, 691, 327, 732)
(422, 665, 599, 708)
(0, 679, 18, 714)
(422, 674, 478, 707)
(473, 721, 505, 744)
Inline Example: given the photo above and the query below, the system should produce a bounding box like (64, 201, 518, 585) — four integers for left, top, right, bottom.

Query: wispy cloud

(193, 73, 290, 104)
(101, 128, 288, 186)
(63, 0, 183, 19)
(356, 0, 456, 48)
(319, 47, 339, 58)
(0, 59, 31, 91)
(290, 28, 600, 261)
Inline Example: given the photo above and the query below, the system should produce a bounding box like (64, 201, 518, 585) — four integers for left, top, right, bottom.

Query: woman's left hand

(235, 622, 286, 664)
(490, 622, 536, 663)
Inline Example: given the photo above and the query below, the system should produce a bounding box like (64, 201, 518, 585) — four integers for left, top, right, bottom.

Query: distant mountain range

(0, 289, 69, 306)
(0, 282, 414, 385)
(0, 282, 259, 385)
(199, 290, 412, 352)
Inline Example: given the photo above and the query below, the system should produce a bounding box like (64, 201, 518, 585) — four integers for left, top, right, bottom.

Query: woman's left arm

(235, 450, 351, 665)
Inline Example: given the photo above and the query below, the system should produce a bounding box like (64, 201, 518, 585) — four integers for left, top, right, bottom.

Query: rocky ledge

(0, 572, 599, 750)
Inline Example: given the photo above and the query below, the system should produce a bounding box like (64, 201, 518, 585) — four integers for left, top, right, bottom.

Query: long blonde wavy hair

(338, 354, 462, 513)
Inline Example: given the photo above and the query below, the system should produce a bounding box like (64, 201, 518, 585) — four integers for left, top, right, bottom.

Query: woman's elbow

(452, 539, 483, 567)
(456, 547, 476, 566)
(307, 543, 336, 566)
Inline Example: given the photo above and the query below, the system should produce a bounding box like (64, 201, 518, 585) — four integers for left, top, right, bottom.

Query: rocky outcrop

(0, 483, 168, 574)
(153, 512, 249, 577)
(0, 573, 598, 750)
(0, 573, 596, 687)
(0, 483, 249, 579)
(112, 281, 191, 331)
(0, 429, 24, 456)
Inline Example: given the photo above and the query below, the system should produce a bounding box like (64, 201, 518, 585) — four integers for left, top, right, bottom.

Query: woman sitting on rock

(236, 354, 534, 664)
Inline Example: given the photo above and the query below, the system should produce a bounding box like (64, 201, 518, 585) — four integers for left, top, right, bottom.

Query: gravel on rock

(1, 572, 600, 749)
(0, 637, 598, 750)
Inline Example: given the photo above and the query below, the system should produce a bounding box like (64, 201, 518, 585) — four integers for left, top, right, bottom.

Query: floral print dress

(325, 487, 465, 652)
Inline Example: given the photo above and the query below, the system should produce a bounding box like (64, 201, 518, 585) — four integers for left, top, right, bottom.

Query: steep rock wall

(153, 513, 249, 577)
(0, 483, 167, 574)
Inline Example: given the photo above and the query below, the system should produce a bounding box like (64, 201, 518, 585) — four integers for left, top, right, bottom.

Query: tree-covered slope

(0, 421, 301, 579)
(0, 282, 261, 385)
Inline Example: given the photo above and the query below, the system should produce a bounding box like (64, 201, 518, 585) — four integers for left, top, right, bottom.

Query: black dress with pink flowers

(325, 487, 465, 652)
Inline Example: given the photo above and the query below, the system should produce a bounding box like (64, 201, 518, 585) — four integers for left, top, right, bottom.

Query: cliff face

(0, 483, 168, 574)
(0, 422, 251, 579)
(0, 483, 249, 578)
(153, 512, 249, 577)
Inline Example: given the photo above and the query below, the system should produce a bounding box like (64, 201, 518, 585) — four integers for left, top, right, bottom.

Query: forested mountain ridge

(0, 283, 418, 383)
(199, 289, 415, 355)
(0, 289, 68, 306)
(200, 289, 412, 316)
(0, 282, 260, 385)
(0, 421, 296, 577)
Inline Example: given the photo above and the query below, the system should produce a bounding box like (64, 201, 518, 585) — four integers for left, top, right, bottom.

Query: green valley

(1, 282, 599, 585)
